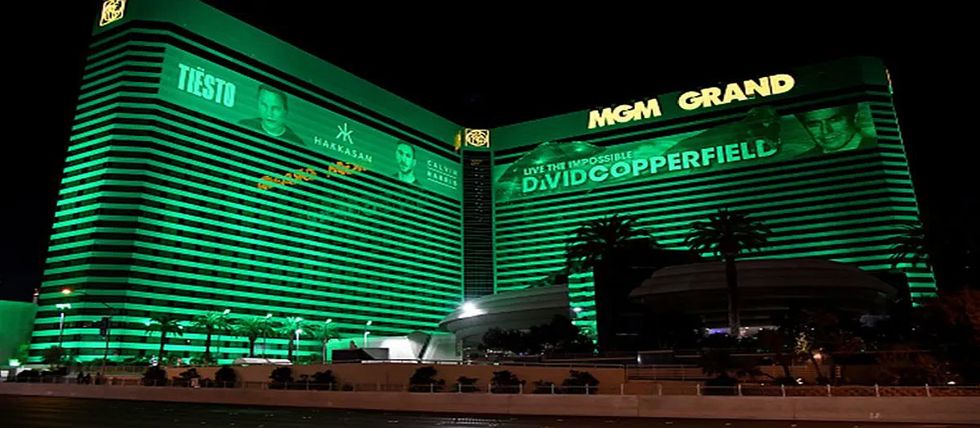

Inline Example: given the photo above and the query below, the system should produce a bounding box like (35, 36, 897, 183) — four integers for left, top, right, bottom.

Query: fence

(624, 364, 821, 381)
(6, 376, 978, 397)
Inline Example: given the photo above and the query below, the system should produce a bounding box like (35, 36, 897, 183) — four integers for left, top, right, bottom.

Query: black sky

(1, 2, 976, 301)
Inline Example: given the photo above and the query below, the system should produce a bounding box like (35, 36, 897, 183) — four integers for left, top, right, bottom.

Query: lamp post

(262, 313, 272, 358)
(294, 328, 303, 360)
(321, 319, 332, 364)
(61, 288, 117, 373)
(363, 320, 372, 348)
(56, 303, 72, 347)
(216, 309, 231, 363)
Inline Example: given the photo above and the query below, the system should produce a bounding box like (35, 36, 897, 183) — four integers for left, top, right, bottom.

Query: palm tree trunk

(204, 328, 213, 358)
(159, 331, 167, 358)
(781, 359, 792, 380)
(321, 341, 327, 364)
(249, 338, 256, 357)
(809, 353, 825, 382)
(724, 255, 741, 337)
(288, 338, 294, 360)
(593, 260, 615, 353)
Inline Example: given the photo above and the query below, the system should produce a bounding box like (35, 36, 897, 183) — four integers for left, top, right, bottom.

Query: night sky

(1, 2, 976, 301)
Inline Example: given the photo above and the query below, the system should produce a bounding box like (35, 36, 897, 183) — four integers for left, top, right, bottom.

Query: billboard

(494, 103, 877, 202)
(158, 47, 461, 198)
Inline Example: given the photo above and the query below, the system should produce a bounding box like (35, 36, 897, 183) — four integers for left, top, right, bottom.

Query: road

(0, 396, 972, 427)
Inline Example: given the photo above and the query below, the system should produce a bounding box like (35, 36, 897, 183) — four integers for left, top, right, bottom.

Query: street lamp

(217, 309, 231, 361)
(363, 320, 372, 348)
(60, 288, 117, 372)
(294, 328, 303, 359)
(262, 313, 272, 358)
(55, 303, 72, 347)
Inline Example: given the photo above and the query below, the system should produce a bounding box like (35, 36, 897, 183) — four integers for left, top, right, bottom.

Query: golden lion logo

(465, 129, 490, 148)
(99, 0, 127, 27)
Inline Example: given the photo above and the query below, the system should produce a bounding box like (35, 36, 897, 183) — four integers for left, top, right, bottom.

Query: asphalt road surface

(0, 396, 973, 427)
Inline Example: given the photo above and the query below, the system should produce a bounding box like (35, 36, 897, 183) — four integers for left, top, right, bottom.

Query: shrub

(15, 370, 41, 382)
(269, 366, 293, 389)
(175, 368, 201, 387)
(408, 366, 444, 392)
(142, 366, 168, 386)
(561, 370, 598, 394)
(455, 376, 479, 393)
(214, 366, 237, 387)
(311, 370, 337, 390)
(532, 380, 557, 394)
(490, 370, 523, 394)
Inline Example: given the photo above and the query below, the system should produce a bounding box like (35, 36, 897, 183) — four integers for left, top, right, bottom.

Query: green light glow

(32, 8, 933, 362)
(33, 13, 466, 362)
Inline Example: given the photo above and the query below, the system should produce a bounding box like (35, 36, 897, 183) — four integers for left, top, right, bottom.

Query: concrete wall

(163, 363, 627, 393)
(1, 383, 976, 424)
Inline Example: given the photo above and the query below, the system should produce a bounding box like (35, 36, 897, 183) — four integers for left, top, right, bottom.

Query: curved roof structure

(439, 284, 571, 344)
(629, 259, 898, 327)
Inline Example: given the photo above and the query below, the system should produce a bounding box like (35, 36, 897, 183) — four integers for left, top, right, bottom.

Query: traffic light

(99, 317, 111, 336)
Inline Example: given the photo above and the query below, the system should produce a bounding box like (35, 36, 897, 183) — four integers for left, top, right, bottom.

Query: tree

(529, 315, 594, 354)
(42, 345, 66, 368)
(780, 308, 864, 384)
(566, 213, 654, 269)
(234, 316, 274, 357)
(566, 213, 657, 352)
(890, 222, 931, 269)
(12, 343, 30, 364)
(144, 314, 184, 358)
(755, 329, 801, 384)
(481, 316, 592, 355)
(916, 289, 980, 383)
(279, 316, 306, 361)
(644, 311, 705, 350)
(308, 322, 341, 364)
(699, 348, 738, 379)
(482, 327, 532, 354)
(684, 208, 770, 336)
(192, 311, 231, 362)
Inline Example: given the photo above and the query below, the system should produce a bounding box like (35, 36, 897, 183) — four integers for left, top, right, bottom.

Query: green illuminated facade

(32, 1, 933, 362)
(491, 62, 935, 334)
(32, 0, 463, 362)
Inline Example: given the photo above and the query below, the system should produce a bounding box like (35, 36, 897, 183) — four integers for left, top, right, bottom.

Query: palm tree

(144, 314, 184, 358)
(890, 222, 930, 269)
(192, 311, 232, 362)
(685, 208, 770, 337)
(280, 316, 306, 361)
(566, 213, 656, 352)
(566, 213, 653, 271)
(309, 321, 341, 364)
(235, 316, 274, 358)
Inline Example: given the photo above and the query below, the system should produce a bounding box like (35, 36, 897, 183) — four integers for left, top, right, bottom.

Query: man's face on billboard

(800, 107, 857, 152)
(258, 89, 287, 135)
(396, 143, 416, 174)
